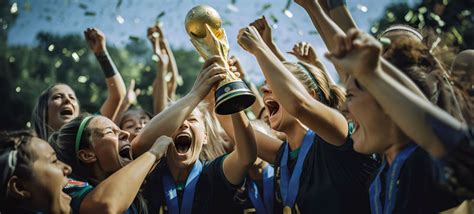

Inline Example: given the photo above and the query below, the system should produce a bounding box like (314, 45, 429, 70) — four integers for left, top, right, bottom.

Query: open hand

(228, 56, 246, 80)
(149, 135, 174, 159)
(84, 28, 107, 54)
(288, 42, 319, 65)
(191, 56, 227, 100)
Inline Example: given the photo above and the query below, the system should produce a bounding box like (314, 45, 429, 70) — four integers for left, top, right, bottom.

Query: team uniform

(427, 115, 474, 199)
(64, 178, 141, 214)
(143, 155, 240, 214)
(370, 143, 462, 213)
(273, 129, 378, 213)
(232, 165, 274, 214)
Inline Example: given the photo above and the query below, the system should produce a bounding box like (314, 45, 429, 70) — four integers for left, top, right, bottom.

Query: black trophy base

(215, 80, 256, 115)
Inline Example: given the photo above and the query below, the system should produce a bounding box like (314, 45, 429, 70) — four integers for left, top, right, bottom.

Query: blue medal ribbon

(247, 165, 274, 214)
(369, 144, 418, 214)
(280, 130, 316, 209)
(162, 160, 203, 214)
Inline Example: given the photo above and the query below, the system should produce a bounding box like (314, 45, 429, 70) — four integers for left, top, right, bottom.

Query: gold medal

(283, 206, 292, 214)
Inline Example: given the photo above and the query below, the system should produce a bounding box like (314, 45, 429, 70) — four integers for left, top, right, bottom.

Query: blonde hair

(283, 61, 345, 109)
(197, 102, 227, 161)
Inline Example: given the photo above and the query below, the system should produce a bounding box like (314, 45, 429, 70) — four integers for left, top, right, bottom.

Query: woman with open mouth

(32, 27, 126, 141)
(135, 56, 258, 213)
(0, 130, 72, 214)
(326, 28, 463, 213)
(50, 113, 176, 214)
(234, 24, 378, 214)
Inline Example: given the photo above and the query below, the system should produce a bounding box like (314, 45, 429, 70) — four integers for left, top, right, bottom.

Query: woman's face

(167, 109, 207, 169)
(87, 116, 133, 174)
(120, 110, 150, 141)
(261, 82, 299, 133)
(47, 84, 80, 131)
(26, 138, 72, 213)
(345, 77, 394, 154)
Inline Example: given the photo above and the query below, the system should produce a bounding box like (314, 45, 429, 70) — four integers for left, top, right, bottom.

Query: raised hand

(228, 56, 246, 80)
(288, 42, 319, 65)
(84, 28, 107, 54)
(147, 25, 170, 70)
(237, 26, 267, 54)
(325, 28, 383, 78)
(148, 135, 174, 159)
(250, 16, 273, 47)
(190, 56, 227, 100)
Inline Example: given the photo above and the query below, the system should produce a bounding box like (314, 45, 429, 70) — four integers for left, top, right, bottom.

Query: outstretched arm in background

(84, 28, 126, 121)
(148, 25, 171, 115)
(250, 16, 288, 62)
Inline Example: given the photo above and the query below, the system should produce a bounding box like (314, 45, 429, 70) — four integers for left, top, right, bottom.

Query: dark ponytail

(50, 115, 94, 182)
(0, 130, 36, 213)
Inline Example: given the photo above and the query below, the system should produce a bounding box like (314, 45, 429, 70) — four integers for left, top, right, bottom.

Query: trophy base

(215, 80, 256, 115)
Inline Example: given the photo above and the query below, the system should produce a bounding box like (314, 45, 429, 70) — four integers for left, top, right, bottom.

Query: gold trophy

(185, 5, 255, 115)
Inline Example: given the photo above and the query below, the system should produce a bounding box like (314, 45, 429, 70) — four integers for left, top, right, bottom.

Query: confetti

(357, 4, 368, 13)
(116, 15, 125, 24)
(10, 2, 18, 14)
(8, 56, 15, 63)
(15, 86, 21, 93)
(227, 4, 239, 13)
(72, 52, 80, 62)
(26, 122, 31, 128)
(78, 76, 88, 83)
(283, 10, 293, 18)
(48, 44, 55, 52)
(79, 3, 87, 10)
(84, 11, 96, 16)
(55, 60, 62, 68)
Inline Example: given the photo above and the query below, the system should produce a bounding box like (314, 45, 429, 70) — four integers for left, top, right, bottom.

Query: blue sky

(7, 0, 418, 83)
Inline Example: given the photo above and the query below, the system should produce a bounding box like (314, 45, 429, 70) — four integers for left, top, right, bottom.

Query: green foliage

(1, 30, 201, 130)
(372, 0, 474, 50)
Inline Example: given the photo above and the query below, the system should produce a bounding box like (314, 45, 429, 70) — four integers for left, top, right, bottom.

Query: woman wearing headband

(32, 28, 126, 141)
(0, 131, 72, 214)
(325, 28, 461, 213)
(49, 56, 228, 213)
(228, 23, 377, 213)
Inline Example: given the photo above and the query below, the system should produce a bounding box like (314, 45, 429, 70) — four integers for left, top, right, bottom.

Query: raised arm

(238, 26, 347, 146)
(250, 16, 287, 62)
(148, 25, 171, 115)
(81, 136, 173, 213)
(132, 57, 226, 157)
(222, 111, 257, 185)
(301, 0, 428, 99)
(325, 29, 457, 157)
(84, 28, 126, 121)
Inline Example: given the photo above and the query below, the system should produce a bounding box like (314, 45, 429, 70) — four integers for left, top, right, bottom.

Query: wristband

(95, 51, 118, 78)
(327, 0, 347, 10)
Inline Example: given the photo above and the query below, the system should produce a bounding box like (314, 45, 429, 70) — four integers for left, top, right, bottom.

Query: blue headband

(296, 62, 327, 104)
